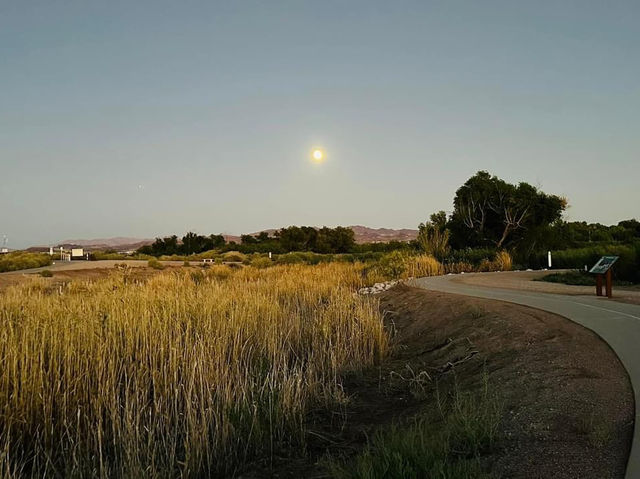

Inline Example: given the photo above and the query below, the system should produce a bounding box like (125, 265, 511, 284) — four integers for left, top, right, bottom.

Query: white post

(268, 252, 272, 259)
(547, 251, 552, 269)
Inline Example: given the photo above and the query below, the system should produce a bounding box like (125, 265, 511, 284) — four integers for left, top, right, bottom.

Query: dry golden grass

(477, 251, 513, 272)
(404, 254, 444, 278)
(0, 263, 387, 478)
(444, 261, 475, 274)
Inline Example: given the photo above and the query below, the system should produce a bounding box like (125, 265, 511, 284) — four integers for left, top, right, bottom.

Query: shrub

(461, 251, 513, 273)
(147, 259, 164, 270)
(447, 248, 496, 267)
(205, 264, 234, 280)
(0, 252, 53, 273)
(39, 270, 53, 278)
(276, 252, 307, 265)
(444, 261, 475, 274)
(222, 251, 247, 263)
(532, 244, 639, 283)
(494, 250, 513, 271)
(416, 222, 450, 261)
(251, 257, 273, 269)
(537, 270, 595, 286)
(183, 260, 191, 267)
(377, 251, 408, 279)
(477, 258, 493, 272)
(405, 255, 444, 278)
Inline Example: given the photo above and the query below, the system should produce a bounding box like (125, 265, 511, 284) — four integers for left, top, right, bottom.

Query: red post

(596, 274, 603, 296)
(606, 269, 613, 298)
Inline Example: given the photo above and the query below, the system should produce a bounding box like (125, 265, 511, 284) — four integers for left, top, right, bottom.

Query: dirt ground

(448, 270, 640, 305)
(249, 285, 633, 478)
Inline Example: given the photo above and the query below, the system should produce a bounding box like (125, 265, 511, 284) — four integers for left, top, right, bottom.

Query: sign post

(589, 256, 619, 298)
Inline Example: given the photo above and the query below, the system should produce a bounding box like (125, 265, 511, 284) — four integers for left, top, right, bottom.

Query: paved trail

(411, 273, 640, 479)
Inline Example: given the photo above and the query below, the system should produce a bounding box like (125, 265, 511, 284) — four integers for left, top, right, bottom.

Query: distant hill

(349, 225, 418, 243)
(28, 237, 155, 252)
(230, 226, 418, 244)
(35, 226, 418, 251)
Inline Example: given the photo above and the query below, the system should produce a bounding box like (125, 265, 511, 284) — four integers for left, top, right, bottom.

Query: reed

(0, 263, 387, 478)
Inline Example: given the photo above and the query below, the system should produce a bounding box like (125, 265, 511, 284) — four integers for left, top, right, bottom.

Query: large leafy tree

(449, 171, 567, 250)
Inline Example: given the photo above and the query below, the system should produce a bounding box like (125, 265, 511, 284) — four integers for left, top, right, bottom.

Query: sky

(1, 1, 639, 247)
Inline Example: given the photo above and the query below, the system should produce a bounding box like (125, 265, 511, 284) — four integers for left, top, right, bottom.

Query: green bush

(0, 252, 53, 273)
(276, 252, 308, 265)
(446, 248, 496, 267)
(147, 259, 164, 270)
(532, 244, 639, 283)
(377, 251, 408, 279)
(537, 270, 595, 286)
(222, 251, 247, 263)
(40, 270, 53, 278)
(250, 257, 273, 269)
(537, 270, 632, 287)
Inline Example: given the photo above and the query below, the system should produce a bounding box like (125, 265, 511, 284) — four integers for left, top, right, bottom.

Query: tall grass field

(0, 264, 388, 477)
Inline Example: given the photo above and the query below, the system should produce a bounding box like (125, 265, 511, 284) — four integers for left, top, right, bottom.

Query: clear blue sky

(1, 1, 638, 247)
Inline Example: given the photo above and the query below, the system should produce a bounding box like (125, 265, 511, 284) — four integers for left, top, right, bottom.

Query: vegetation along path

(411, 272, 640, 478)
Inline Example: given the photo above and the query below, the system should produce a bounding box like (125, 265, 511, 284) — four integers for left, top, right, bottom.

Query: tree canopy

(449, 171, 567, 250)
(139, 233, 226, 256)
(138, 226, 356, 256)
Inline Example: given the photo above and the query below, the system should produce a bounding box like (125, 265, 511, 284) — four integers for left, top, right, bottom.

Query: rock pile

(358, 280, 401, 295)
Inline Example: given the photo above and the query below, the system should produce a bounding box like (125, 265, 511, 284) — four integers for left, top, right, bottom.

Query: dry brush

(0, 264, 387, 478)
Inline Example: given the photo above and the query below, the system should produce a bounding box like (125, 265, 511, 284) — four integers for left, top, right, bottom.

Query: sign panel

(589, 256, 619, 275)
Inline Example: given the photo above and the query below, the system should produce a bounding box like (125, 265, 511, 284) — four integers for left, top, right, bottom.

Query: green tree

(449, 171, 566, 250)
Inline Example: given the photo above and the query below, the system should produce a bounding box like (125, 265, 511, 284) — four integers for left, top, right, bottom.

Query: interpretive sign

(589, 256, 619, 275)
(589, 256, 618, 298)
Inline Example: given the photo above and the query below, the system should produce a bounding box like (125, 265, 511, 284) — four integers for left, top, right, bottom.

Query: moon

(311, 149, 324, 162)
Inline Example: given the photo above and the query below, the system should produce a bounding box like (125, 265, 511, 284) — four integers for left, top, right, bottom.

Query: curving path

(410, 273, 640, 479)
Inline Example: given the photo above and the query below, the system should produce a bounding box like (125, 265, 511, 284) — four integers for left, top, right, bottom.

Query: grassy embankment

(0, 259, 502, 477)
(0, 263, 387, 477)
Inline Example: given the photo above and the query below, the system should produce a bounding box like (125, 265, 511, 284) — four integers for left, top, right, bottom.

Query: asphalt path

(411, 273, 640, 479)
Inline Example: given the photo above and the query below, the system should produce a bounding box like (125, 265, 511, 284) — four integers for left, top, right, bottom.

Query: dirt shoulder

(259, 285, 633, 478)
(447, 270, 640, 305)
(378, 285, 633, 477)
(0, 262, 187, 292)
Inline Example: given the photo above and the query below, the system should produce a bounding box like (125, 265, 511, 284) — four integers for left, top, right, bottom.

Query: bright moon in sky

(312, 149, 324, 162)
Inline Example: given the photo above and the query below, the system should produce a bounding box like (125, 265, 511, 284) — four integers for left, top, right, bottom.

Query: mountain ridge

(41, 226, 418, 250)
